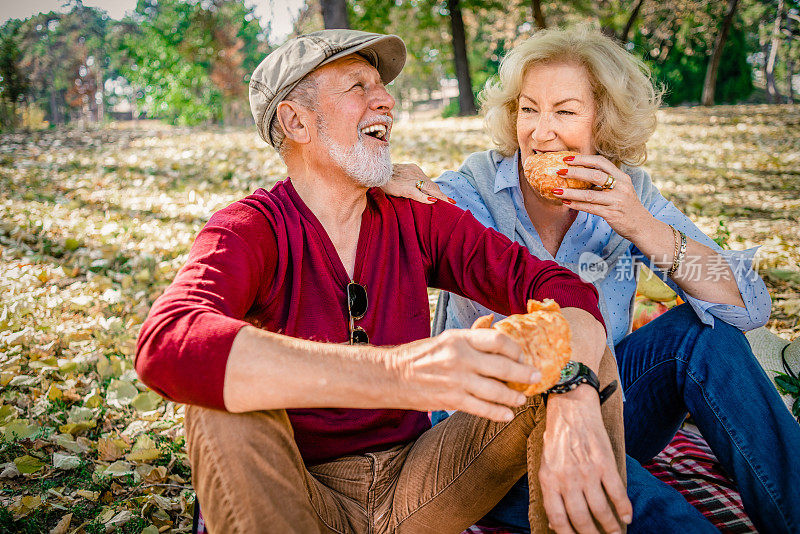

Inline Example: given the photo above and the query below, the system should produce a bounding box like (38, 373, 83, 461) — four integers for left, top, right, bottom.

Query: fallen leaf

(59, 421, 96, 435)
(132, 390, 163, 412)
(0, 462, 21, 478)
(111, 510, 134, 528)
(9, 494, 42, 518)
(52, 433, 84, 453)
(106, 379, 139, 408)
(47, 384, 64, 402)
(75, 489, 100, 501)
(49, 512, 72, 534)
(97, 437, 129, 461)
(126, 434, 162, 462)
(13, 455, 44, 474)
(8, 375, 37, 387)
(101, 460, 134, 478)
(3, 419, 39, 439)
(53, 452, 81, 470)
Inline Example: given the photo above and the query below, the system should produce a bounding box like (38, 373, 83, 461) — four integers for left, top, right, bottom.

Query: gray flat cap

(249, 29, 407, 147)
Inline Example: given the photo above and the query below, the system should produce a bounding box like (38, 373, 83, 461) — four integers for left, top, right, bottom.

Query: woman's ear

(276, 101, 312, 145)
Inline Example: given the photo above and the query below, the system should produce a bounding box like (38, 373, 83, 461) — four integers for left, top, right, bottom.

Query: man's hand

(383, 163, 454, 204)
(388, 329, 542, 422)
(539, 386, 632, 534)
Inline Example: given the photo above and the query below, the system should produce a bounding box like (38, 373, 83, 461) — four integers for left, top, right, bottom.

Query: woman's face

(516, 61, 597, 163)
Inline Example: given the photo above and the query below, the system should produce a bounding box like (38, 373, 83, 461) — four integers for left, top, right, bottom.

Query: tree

(321, 0, 349, 29)
(9, 2, 110, 125)
(530, 0, 547, 29)
(0, 27, 29, 130)
(195, 0, 269, 125)
(447, 0, 476, 115)
(630, 0, 753, 105)
(766, 0, 785, 102)
(619, 0, 645, 42)
(702, 0, 740, 105)
(118, 0, 268, 126)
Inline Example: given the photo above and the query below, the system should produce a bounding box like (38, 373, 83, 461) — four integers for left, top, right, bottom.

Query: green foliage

(118, 0, 268, 126)
(7, 2, 111, 124)
(633, 8, 753, 105)
(120, 0, 218, 125)
(442, 97, 460, 118)
(713, 219, 732, 249)
(0, 27, 29, 130)
(775, 372, 800, 420)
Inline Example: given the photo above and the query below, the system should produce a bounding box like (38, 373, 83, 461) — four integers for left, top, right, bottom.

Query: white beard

(318, 118, 393, 188)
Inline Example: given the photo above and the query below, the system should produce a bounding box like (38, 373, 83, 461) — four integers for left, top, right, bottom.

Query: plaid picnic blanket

(194, 427, 754, 534)
(641, 426, 755, 533)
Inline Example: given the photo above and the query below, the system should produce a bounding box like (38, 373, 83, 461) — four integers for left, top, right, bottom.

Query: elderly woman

(391, 27, 799, 534)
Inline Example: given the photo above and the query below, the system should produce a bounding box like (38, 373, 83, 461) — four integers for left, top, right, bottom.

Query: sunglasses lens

(347, 282, 368, 319)
(351, 327, 369, 345)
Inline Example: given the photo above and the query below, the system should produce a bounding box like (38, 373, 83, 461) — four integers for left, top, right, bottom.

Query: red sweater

(136, 179, 603, 465)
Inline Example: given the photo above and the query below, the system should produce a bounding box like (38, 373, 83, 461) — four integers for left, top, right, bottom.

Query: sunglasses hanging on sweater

(347, 282, 369, 344)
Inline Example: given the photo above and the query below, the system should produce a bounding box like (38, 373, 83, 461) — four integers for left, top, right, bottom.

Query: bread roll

(522, 150, 590, 201)
(471, 299, 572, 396)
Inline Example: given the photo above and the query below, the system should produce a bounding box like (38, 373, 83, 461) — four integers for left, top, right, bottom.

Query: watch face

(557, 361, 578, 385)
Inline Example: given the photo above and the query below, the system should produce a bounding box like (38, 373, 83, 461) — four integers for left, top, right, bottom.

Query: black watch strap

(546, 361, 618, 405)
(598, 380, 618, 404)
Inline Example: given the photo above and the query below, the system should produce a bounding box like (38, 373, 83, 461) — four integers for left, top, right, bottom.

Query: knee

(185, 406, 294, 457)
(667, 304, 750, 355)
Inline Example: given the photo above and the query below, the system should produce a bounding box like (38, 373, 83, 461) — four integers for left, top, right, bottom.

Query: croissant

(471, 299, 571, 396)
(522, 151, 590, 201)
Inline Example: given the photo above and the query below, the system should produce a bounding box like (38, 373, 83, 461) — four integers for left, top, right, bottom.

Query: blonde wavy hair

(481, 27, 663, 166)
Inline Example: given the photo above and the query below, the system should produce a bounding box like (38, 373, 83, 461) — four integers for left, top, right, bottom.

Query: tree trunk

(619, 0, 646, 43)
(530, 0, 546, 29)
(49, 89, 61, 125)
(95, 67, 104, 123)
(766, 0, 785, 103)
(447, 0, 476, 116)
(701, 0, 740, 106)
(320, 0, 349, 29)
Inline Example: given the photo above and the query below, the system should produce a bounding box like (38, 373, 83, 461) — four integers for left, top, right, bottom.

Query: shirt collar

(494, 150, 521, 194)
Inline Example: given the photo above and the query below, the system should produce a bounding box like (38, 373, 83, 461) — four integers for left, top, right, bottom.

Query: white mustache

(357, 115, 393, 130)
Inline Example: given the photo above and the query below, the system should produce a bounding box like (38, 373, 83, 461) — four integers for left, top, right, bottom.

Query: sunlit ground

(0, 105, 798, 531)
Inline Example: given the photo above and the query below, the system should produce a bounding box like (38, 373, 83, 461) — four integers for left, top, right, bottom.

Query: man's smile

(358, 116, 392, 143)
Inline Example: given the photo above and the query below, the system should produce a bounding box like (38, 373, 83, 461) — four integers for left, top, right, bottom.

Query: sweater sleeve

(135, 201, 277, 410)
(422, 201, 605, 330)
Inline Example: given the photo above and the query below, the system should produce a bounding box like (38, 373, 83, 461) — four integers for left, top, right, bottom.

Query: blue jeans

(449, 304, 800, 533)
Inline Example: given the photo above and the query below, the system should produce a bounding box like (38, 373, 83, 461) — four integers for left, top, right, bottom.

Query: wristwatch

(545, 361, 618, 404)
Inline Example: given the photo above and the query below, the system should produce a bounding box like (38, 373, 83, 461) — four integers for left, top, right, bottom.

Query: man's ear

(276, 101, 312, 145)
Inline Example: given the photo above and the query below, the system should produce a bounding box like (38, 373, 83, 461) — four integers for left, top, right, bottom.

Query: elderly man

(136, 30, 630, 534)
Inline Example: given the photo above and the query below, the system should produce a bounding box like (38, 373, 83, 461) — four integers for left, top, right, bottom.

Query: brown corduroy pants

(185, 347, 626, 534)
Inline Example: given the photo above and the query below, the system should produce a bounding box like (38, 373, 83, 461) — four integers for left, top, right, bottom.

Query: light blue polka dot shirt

(434, 151, 771, 346)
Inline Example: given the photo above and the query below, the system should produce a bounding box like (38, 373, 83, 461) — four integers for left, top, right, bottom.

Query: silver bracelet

(667, 228, 687, 277)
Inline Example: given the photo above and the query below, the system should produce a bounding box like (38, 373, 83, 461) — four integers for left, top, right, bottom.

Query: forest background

(1, 0, 799, 532)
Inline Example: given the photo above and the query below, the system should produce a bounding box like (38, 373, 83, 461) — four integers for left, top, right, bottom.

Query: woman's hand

(540, 386, 632, 534)
(552, 154, 653, 241)
(383, 163, 455, 204)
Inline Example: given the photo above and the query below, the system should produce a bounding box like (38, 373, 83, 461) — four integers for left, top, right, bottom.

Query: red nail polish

(563, 156, 574, 162)
(427, 196, 438, 202)
(556, 168, 568, 176)
(447, 197, 457, 204)
(552, 188, 563, 195)
(562, 199, 572, 205)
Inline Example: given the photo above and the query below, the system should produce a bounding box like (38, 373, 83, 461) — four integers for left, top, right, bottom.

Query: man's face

(311, 55, 396, 188)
